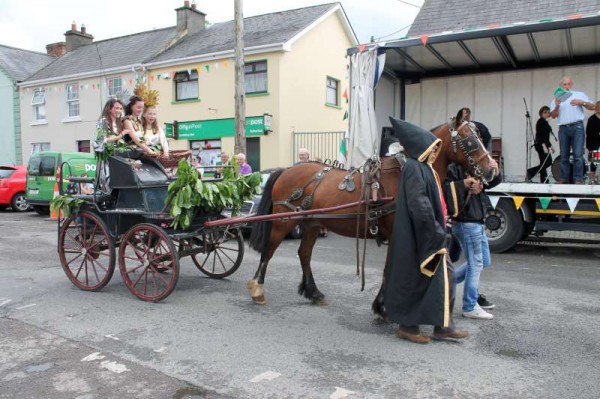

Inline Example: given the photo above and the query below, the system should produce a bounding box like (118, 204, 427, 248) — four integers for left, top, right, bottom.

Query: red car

(0, 165, 30, 212)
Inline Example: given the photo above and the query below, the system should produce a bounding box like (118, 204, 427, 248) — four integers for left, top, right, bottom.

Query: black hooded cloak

(384, 118, 451, 328)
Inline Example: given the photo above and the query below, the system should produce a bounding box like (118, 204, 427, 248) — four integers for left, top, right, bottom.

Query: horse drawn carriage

(56, 152, 246, 302)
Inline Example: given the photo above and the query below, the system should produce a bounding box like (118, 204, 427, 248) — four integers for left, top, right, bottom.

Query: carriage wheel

(58, 210, 115, 291)
(191, 228, 244, 278)
(118, 223, 179, 302)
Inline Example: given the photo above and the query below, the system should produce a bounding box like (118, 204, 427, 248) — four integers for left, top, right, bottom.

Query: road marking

(15, 304, 36, 310)
(249, 371, 281, 382)
(104, 334, 120, 340)
(99, 360, 129, 374)
(330, 387, 356, 399)
(81, 352, 106, 362)
(153, 346, 167, 353)
(0, 298, 12, 307)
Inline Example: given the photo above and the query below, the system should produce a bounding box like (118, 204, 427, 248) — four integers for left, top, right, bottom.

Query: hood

(389, 117, 441, 163)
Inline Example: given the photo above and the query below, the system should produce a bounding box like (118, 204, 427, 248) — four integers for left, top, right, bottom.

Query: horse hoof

(311, 297, 328, 306)
(252, 295, 267, 305)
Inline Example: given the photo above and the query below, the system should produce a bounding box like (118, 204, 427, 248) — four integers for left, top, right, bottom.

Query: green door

(247, 137, 260, 173)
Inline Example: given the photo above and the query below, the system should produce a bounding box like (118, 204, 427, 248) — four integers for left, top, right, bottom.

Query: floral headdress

(134, 82, 159, 107)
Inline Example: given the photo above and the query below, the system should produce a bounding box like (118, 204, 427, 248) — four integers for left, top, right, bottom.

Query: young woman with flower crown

(122, 95, 153, 155)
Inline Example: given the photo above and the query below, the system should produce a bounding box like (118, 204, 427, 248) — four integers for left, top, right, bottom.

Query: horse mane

(249, 168, 286, 254)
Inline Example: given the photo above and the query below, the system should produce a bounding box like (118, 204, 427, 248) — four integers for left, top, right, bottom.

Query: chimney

(176, 1, 206, 36)
(64, 21, 93, 52)
(46, 42, 67, 57)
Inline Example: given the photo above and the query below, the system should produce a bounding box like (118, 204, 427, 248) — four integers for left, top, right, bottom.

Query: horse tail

(249, 168, 286, 254)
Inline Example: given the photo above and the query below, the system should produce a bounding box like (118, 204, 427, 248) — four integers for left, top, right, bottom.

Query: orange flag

(358, 44, 366, 53)
(420, 34, 429, 46)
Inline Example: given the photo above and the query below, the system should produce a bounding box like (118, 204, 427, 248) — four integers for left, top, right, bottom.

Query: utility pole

(234, 0, 246, 155)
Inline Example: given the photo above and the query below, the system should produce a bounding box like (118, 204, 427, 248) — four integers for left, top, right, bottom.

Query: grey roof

(24, 3, 340, 82)
(27, 27, 178, 81)
(408, 0, 600, 36)
(0, 45, 54, 81)
(149, 3, 339, 63)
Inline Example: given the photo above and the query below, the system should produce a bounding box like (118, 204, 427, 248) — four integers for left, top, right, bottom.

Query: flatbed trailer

(484, 182, 600, 252)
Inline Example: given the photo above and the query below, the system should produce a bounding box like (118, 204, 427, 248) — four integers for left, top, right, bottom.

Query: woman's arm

(123, 120, 152, 153)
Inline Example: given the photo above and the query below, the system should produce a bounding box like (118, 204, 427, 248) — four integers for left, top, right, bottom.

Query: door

(247, 137, 260, 172)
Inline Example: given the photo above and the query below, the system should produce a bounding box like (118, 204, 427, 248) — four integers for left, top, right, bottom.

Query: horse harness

(449, 119, 490, 181)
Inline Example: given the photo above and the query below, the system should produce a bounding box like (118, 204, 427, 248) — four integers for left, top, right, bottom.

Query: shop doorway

(247, 137, 260, 172)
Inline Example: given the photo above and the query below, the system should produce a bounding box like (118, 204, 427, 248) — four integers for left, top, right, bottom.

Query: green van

(26, 151, 96, 215)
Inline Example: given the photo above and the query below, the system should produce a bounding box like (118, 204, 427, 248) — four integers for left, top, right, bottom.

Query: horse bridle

(448, 119, 491, 181)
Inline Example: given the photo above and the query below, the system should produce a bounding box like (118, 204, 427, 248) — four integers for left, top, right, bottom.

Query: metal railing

(292, 131, 345, 164)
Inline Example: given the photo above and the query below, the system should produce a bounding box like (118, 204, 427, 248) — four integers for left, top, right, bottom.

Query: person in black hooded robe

(384, 117, 468, 344)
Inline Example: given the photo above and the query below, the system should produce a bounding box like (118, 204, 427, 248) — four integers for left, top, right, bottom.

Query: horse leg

(297, 225, 326, 305)
(372, 244, 392, 320)
(247, 225, 287, 305)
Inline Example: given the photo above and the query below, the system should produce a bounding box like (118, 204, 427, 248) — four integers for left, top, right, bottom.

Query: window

(31, 89, 46, 121)
(77, 140, 91, 153)
(30, 142, 51, 154)
(326, 77, 339, 106)
(65, 83, 80, 117)
(174, 70, 198, 101)
(245, 61, 267, 94)
(107, 77, 122, 97)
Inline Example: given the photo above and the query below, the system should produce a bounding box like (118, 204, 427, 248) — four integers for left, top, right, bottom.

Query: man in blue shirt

(550, 76, 596, 184)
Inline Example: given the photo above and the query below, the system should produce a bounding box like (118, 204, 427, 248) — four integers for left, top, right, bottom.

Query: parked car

(0, 165, 30, 212)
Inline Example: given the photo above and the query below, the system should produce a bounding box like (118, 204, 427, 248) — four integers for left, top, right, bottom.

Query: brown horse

(248, 121, 498, 305)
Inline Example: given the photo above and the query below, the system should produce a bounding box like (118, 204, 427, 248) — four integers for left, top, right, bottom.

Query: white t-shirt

(550, 90, 590, 126)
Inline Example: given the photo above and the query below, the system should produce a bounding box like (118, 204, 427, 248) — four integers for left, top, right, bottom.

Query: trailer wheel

(485, 198, 524, 253)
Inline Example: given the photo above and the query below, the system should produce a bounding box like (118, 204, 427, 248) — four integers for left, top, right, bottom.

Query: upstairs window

(245, 61, 267, 94)
(107, 77, 122, 97)
(326, 77, 339, 106)
(174, 70, 198, 101)
(31, 89, 46, 121)
(65, 83, 80, 117)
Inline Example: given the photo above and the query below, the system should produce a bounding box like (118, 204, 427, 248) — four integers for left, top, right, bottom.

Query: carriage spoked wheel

(118, 223, 179, 302)
(191, 227, 244, 278)
(58, 210, 116, 291)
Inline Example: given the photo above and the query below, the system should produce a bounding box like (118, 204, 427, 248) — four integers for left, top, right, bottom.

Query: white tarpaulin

(348, 47, 386, 169)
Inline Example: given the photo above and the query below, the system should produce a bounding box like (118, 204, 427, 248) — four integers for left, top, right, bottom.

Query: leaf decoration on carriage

(50, 195, 87, 218)
(166, 159, 261, 230)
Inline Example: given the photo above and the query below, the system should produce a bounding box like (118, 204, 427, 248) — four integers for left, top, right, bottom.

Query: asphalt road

(1, 211, 599, 399)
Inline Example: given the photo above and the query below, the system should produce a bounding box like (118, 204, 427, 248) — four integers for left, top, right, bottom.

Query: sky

(0, 0, 424, 53)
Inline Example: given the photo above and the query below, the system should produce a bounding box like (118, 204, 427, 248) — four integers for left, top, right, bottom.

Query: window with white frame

(65, 83, 80, 118)
(31, 89, 46, 121)
(77, 140, 91, 153)
(30, 142, 51, 154)
(244, 61, 267, 94)
(326, 77, 339, 106)
(107, 77, 122, 96)
(174, 70, 198, 101)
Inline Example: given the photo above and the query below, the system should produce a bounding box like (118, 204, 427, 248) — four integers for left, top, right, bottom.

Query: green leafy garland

(50, 195, 87, 218)
(95, 140, 138, 162)
(166, 159, 261, 230)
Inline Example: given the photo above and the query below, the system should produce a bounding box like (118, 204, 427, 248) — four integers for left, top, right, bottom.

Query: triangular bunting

(539, 197, 551, 210)
(342, 88, 348, 100)
(512, 196, 524, 209)
(204, 65, 210, 72)
(488, 195, 500, 209)
(566, 198, 580, 213)
(215, 62, 220, 70)
(223, 59, 229, 67)
(358, 44, 366, 53)
(342, 110, 348, 120)
(150, 75, 154, 81)
(420, 34, 429, 46)
(595, 198, 600, 211)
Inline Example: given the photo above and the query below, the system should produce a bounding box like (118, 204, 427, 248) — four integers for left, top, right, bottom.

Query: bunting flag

(342, 110, 348, 120)
(512, 196, 524, 210)
(150, 75, 154, 81)
(215, 62, 220, 70)
(341, 88, 348, 100)
(223, 59, 229, 67)
(358, 44, 366, 53)
(420, 34, 429, 46)
(488, 195, 500, 210)
(566, 198, 580, 213)
(538, 197, 552, 210)
(204, 65, 210, 73)
(596, 198, 600, 211)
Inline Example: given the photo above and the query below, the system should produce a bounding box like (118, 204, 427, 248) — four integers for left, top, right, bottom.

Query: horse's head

(433, 120, 498, 183)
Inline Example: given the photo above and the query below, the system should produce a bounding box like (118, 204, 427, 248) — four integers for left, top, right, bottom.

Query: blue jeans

(558, 122, 585, 182)
(453, 222, 490, 312)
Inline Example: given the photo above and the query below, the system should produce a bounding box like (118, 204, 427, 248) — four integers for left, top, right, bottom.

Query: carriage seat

(108, 155, 170, 188)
